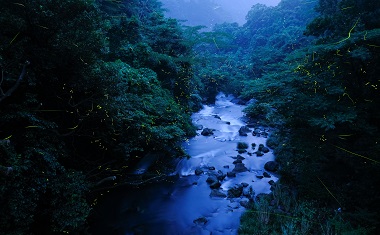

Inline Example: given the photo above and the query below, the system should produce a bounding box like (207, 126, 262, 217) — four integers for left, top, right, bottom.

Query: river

(90, 93, 277, 235)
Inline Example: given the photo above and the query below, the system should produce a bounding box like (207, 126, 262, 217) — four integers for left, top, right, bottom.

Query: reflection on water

(91, 93, 277, 235)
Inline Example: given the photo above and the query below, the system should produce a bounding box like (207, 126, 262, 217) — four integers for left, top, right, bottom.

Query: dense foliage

(0, 0, 198, 234)
(219, 0, 380, 234)
(177, 0, 380, 233)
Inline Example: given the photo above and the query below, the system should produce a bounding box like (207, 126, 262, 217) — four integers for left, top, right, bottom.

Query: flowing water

(91, 93, 277, 235)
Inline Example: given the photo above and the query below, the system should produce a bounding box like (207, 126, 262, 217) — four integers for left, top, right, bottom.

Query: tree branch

(0, 61, 30, 103)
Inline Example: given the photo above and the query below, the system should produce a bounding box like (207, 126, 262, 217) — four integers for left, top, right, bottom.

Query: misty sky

(216, 0, 281, 24)
(160, 0, 281, 28)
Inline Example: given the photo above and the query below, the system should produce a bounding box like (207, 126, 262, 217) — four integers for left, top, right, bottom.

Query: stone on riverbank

(264, 161, 279, 172)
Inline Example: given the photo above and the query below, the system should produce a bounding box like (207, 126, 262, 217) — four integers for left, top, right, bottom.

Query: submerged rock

(193, 217, 208, 225)
(195, 168, 203, 175)
(210, 189, 227, 198)
(201, 128, 214, 136)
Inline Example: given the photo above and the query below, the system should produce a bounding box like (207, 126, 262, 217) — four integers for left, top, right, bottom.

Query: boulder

(210, 181, 221, 189)
(256, 175, 264, 179)
(262, 147, 270, 153)
(239, 126, 251, 136)
(208, 166, 215, 170)
(233, 159, 242, 164)
(264, 161, 279, 172)
(263, 172, 271, 178)
(201, 128, 214, 136)
(223, 165, 230, 169)
(232, 163, 248, 173)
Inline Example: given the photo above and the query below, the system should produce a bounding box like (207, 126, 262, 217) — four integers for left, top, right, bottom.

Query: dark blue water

(91, 93, 277, 235)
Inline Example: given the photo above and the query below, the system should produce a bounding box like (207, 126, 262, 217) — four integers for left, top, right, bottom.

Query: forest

(0, 0, 379, 234)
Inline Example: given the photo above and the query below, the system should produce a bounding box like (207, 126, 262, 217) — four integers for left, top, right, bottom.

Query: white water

(91, 93, 277, 235)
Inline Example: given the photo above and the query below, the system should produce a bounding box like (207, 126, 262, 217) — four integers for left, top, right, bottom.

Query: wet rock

(210, 189, 227, 198)
(213, 115, 221, 119)
(223, 165, 230, 169)
(255, 151, 264, 157)
(264, 161, 279, 172)
(227, 172, 236, 177)
(216, 170, 226, 181)
(232, 163, 248, 173)
(251, 143, 256, 149)
(252, 128, 261, 136)
(206, 175, 218, 184)
(256, 175, 264, 179)
(258, 144, 270, 153)
(236, 155, 245, 160)
(263, 172, 271, 178)
(195, 168, 203, 175)
(241, 182, 249, 187)
(193, 217, 208, 225)
(225, 121, 231, 125)
(239, 126, 251, 136)
(237, 149, 247, 154)
(233, 159, 242, 164)
(208, 166, 215, 170)
(227, 185, 243, 198)
(268, 180, 275, 186)
(210, 181, 221, 189)
(201, 128, 214, 136)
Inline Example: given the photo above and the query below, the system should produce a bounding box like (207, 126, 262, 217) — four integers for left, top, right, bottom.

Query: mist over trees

(160, 0, 281, 29)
